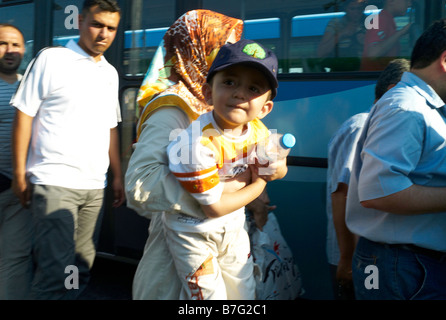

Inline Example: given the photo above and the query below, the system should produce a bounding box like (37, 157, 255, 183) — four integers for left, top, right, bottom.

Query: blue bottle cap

(281, 133, 296, 149)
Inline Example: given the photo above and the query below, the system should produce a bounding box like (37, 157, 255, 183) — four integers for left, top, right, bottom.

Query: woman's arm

(125, 107, 203, 218)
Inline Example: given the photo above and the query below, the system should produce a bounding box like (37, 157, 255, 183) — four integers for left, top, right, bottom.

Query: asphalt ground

(78, 256, 137, 300)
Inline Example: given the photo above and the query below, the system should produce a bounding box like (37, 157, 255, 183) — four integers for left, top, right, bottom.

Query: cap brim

(208, 61, 278, 98)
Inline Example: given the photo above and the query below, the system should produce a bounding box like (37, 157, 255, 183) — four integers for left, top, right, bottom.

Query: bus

(0, 0, 442, 300)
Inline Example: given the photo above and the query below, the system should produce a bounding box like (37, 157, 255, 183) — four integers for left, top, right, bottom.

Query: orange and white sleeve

(167, 134, 223, 205)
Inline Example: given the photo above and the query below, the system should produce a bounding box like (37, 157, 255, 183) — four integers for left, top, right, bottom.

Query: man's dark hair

(375, 58, 410, 100)
(82, 0, 121, 16)
(411, 19, 446, 69)
(0, 23, 24, 40)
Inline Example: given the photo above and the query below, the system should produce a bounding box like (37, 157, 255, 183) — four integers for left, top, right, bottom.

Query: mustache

(3, 52, 22, 58)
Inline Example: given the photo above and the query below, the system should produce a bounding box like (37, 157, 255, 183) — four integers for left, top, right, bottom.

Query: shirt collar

(66, 39, 107, 65)
(401, 71, 446, 110)
(209, 111, 252, 141)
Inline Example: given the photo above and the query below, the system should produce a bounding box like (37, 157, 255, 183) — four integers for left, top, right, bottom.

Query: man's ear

(440, 50, 446, 73)
(257, 100, 274, 120)
(78, 12, 84, 26)
(202, 82, 213, 105)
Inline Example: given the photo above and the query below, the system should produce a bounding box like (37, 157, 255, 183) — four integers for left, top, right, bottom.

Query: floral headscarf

(136, 10, 243, 140)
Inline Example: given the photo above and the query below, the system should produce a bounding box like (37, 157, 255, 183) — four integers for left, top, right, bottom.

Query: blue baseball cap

(207, 39, 278, 99)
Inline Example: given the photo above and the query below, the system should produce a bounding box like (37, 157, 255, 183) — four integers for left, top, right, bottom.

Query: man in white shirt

(11, 0, 124, 299)
(0, 23, 32, 300)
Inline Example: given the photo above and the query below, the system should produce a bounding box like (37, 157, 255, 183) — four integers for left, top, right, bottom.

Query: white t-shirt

(11, 40, 121, 189)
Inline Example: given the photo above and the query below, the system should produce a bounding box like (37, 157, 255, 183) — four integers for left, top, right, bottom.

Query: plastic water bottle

(256, 132, 296, 164)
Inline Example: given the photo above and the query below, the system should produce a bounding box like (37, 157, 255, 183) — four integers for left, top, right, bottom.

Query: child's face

(204, 64, 273, 135)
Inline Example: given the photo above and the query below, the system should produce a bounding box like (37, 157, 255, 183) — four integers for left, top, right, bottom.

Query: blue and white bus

(0, 0, 441, 300)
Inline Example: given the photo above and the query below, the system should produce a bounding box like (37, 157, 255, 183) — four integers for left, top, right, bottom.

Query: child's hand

(246, 189, 276, 230)
(222, 167, 251, 194)
(253, 157, 288, 182)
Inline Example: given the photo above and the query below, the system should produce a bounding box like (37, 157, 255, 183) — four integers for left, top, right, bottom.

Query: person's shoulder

(31, 45, 71, 66)
(37, 45, 69, 57)
(371, 86, 429, 128)
(349, 112, 369, 126)
(379, 82, 423, 112)
(334, 112, 368, 137)
(143, 105, 191, 131)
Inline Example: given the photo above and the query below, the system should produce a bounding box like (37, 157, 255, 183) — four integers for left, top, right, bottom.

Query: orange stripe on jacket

(177, 171, 220, 194)
(172, 166, 217, 178)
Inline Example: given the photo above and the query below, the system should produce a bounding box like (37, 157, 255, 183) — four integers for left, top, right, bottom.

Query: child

(165, 39, 286, 300)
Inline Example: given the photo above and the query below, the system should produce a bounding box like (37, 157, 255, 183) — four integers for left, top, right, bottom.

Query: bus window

(123, 0, 175, 76)
(244, 17, 280, 39)
(356, 0, 422, 71)
(201, 0, 424, 74)
(52, 0, 83, 47)
(289, 0, 419, 73)
(0, 1, 34, 73)
(121, 0, 427, 76)
(124, 27, 168, 76)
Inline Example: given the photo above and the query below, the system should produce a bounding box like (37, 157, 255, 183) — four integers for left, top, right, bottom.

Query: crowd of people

(1, 0, 446, 301)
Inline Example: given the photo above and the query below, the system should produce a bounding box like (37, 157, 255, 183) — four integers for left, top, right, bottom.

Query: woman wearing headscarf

(125, 10, 247, 300)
